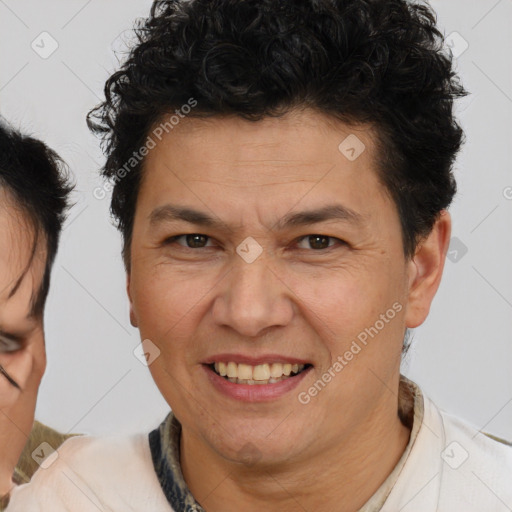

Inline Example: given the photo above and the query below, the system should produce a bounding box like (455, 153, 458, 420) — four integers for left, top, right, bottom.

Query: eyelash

(164, 234, 346, 251)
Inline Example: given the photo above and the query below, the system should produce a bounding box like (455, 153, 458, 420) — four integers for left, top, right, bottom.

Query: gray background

(0, 0, 511, 439)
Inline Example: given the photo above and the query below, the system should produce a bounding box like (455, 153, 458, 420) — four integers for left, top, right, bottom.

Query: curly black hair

(88, 0, 467, 266)
(0, 119, 73, 314)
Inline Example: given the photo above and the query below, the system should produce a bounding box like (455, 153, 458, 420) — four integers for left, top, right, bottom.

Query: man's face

(128, 109, 422, 465)
(0, 191, 46, 407)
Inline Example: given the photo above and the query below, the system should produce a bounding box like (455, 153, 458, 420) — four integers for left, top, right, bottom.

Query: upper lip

(202, 353, 312, 366)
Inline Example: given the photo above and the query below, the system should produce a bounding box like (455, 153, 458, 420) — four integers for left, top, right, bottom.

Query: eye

(0, 334, 23, 354)
(296, 235, 345, 250)
(167, 234, 215, 249)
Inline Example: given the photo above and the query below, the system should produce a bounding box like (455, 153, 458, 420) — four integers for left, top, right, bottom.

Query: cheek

(289, 263, 400, 336)
(131, 264, 217, 352)
(131, 268, 210, 404)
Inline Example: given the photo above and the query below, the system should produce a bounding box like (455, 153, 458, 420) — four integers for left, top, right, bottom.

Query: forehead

(138, 110, 388, 221)
(150, 110, 374, 171)
(0, 192, 45, 315)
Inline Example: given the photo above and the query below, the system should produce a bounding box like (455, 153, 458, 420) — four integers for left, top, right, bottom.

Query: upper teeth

(214, 362, 305, 380)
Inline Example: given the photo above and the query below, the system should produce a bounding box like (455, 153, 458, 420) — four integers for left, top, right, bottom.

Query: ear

(126, 271, 139, 328)
(404, 210, 451, 328)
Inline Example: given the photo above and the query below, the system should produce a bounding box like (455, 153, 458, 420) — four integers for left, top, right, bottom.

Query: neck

(180, 390, 412, 512)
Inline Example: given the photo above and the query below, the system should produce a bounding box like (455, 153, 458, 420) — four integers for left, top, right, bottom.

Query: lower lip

(203, 364, 312, 402)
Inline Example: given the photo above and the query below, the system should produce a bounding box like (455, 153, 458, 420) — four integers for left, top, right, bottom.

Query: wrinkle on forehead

(149, 111, 375, 190)
(183, 171, 331, 189)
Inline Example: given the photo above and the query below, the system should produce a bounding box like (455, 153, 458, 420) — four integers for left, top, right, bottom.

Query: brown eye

(297, 235, 340, 250)
(170, 234, 213, 248)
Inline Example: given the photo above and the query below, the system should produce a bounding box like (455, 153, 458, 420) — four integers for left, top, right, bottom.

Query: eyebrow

(149, 203, 364, 232)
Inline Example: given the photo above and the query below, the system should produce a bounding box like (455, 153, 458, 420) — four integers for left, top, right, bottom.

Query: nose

(211, 255, 294, 338)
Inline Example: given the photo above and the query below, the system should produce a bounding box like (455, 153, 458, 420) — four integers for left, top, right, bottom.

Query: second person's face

(0, 190, 46, 408)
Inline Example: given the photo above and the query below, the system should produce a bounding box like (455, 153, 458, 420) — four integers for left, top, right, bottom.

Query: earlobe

(126, 272, 139, 328)
(129, 305, 139, 328)
(404, 211, 451, 328)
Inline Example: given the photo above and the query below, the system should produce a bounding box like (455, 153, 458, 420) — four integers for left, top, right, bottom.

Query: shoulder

(14, 421, 78, 485)
(426, 396, 512, 511)
(50, 429, 152, 467)
(383, 383, 512, 512)
(8, 433, 173, 511)
(31, 432, 156, 485)
(437, 402, 512, 470)
(438, 404, 512, 457)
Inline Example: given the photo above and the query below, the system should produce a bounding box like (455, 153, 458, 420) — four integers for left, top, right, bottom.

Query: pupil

(187, 234, 206, 248)
(310, 235, 328, 249)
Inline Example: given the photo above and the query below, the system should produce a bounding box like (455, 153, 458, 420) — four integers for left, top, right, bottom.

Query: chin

(205, 423, 306, 468)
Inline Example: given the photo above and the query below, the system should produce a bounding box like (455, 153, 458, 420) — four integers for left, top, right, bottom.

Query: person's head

(89, 0, 465, 470)
(0, 119, 72, 392)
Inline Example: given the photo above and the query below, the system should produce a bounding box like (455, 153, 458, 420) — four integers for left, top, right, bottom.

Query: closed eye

(0, 334, 23, 354)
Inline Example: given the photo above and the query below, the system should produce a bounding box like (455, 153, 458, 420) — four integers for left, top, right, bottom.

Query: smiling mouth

(209, 361, 312, 385)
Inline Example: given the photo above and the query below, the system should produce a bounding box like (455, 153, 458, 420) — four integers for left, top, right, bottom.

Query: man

(8, 0, 512, 510)
(0, 119, 73, 509)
